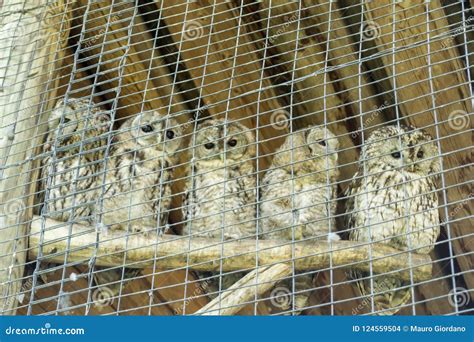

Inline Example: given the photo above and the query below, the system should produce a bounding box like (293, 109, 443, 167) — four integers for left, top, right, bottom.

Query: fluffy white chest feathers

(351, 170, 439, 254)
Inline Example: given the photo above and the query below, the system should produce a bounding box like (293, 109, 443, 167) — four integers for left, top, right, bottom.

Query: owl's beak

(220, 153, 226, 161)
(404, 155, 418, 172)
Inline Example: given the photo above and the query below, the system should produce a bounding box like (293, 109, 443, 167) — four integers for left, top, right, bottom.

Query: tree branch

(29, 216, 433, 283)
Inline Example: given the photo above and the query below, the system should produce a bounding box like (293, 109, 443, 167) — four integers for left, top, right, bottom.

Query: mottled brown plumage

(183, 118, 256, 297)
(41, 97, 111, 222)
(93, 111, 183, 295)
(260, 126, 339, 314)
(345, 125, 441, 315)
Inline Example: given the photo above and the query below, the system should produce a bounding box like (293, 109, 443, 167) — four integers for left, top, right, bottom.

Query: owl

(183, 119, 256, 297)
(260, 126, 340, 314)
(41, 97, 111, 223)
(93, 111, 183, 295)
(345, 125, 440, 315)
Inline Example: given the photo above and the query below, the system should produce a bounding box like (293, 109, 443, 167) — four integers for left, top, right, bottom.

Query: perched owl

(345, 125, 440, 315)
(260, 126, 340, 314)
(41, 97, 111, 223)
(183, 119, 256, 297)
(93, 111, 183, 295)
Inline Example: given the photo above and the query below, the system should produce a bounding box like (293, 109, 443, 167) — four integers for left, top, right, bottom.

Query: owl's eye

(391, 151, 401, 159)
(63, 117, 71, 124)
(166, 130, 175, 139)
(227, 139, 237, 147)
(317, 140, 326, 146)
(417, 150, 424, 159)
(204, 142, 215, 149)
(141, 125, 154, 133)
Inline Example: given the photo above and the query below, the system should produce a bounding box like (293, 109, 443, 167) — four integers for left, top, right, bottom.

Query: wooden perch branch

(196, 263, 291, 315)
(29, 217, 432, 283)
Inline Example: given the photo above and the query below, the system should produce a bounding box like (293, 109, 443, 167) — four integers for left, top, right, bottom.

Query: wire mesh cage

(0, 0, 472, 316)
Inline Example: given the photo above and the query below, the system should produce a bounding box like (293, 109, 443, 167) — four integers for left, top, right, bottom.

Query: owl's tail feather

(352, 271, 411, 315)
(93, 268, 141, 298)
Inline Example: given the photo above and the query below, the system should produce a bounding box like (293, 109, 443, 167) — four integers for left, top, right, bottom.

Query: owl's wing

(259, 169, 295, 239)
(154, 166, 172, 231)
(344, 170, 362, 238)
(260, 168, 288, 198)
(181, 167, 195, 236)
(182, 186, 191, 221)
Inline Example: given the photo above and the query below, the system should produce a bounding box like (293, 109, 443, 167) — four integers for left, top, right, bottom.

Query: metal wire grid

(0, 0, 472, 316)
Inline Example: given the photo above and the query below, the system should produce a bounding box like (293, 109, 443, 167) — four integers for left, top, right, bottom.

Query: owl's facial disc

(365, 126, 439, 177)
(93, 111, 112, 134)
(222, 134, 248, 161)
(306, 128, 338, 161)
(198, 131, 220, 161)
(405, 142, 434, 174)
(53, 110, 78, 136)
(140, 123, 161, 146)
(131, 111, 184, 153)
(194, 120, 254, 162)
(161, 119, 182, 156)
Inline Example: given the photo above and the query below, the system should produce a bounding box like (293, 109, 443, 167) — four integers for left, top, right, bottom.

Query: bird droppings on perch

(29, 216, 433, 283)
